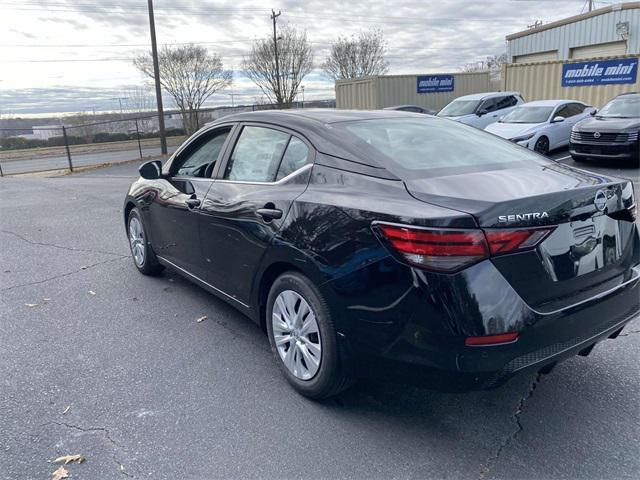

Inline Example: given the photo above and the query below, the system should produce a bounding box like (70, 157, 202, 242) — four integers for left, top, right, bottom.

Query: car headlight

(510, 133, 535, 143)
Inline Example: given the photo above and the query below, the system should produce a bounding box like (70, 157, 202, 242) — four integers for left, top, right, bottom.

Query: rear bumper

(326, 258, 640, 392)
(570, 140, 639, 160)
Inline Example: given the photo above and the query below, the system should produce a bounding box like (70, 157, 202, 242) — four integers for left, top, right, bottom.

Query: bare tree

(133, 44, 232, 133)
(322, 29, 389, 81)
(124, 86, 155, 133)
(243, 25, 314, 108)
(462, 53, 508, 73)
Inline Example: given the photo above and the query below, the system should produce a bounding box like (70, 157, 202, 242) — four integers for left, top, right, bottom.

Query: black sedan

(124, 109, 640, 399)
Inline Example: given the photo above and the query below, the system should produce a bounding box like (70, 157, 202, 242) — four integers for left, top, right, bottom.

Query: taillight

(484, 228, 554, 255)
(376, 224, 488, 273)
(375, 223, 554, 273)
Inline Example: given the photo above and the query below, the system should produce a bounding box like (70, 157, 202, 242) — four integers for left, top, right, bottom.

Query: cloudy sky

(1, 0, 595, 116)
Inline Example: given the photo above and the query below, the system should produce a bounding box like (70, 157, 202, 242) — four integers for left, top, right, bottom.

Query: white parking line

(554, 155, 572, 162)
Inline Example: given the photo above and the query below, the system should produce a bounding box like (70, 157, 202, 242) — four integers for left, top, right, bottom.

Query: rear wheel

(266, 272, 352, 399)
(534, 136, 549, 156)
(127, 208, 163, 276)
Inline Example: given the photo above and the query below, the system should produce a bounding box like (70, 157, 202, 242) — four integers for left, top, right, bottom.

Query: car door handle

(185, 198, 201, 209)
(255, 208, 283, 220)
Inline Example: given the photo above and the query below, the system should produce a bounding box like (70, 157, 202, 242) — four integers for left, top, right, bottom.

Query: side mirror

(551, 116, 565, 123)
(477, 109, 488, 117)
(590, 109, 597, 116)
(139, 160, 162, 180)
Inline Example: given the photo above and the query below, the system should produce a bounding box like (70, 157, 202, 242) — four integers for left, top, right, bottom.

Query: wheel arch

(124, 200, 136, 227)
(254, 261, 303, 332)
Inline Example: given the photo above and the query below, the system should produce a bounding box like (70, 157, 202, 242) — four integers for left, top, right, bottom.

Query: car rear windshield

(437, 100, 480, 117)
(597, 96, 640, 118)
(340, 117, 544, 176)
(501, 106, 554, 124)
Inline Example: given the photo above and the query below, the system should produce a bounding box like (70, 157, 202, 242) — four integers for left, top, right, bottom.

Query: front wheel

(534, 136, 549, 156)
(266, 272, 352, 399)
(127, 208, 163, 276)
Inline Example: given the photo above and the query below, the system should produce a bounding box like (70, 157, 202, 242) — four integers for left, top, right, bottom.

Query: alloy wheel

(272, 289, 322, 380)
(128, 216, 145, 267)
(534, 137, 549, 155)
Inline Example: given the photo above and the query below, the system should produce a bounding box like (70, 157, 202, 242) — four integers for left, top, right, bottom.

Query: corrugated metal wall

(336, 72, 491, 110)
(335, 77, 378, 109)
(502, 54, 640, 107)
(507, 5, 640, 60)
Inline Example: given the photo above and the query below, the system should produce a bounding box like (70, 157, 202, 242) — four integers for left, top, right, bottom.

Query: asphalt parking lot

(1, 154, 639, 480)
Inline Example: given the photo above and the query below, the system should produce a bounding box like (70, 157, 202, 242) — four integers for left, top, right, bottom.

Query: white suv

(437, 92, 524, 129)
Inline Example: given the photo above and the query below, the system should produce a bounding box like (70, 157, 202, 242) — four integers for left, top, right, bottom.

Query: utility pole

(271, 9, 282, 107)
(147, 0, 167, 154)
(588, 0, 594, 12)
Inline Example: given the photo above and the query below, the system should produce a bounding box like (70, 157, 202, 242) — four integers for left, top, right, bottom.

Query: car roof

(383, 105, 423, 110)
(452, 91, 521, 101)
(208, 108, 417, 126)
(205, 108, 432, 174)
(519, 100, 578, 107)
(615, 91, 639, 98)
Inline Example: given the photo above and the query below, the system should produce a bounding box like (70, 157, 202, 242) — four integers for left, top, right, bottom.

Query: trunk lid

(405, 162, 638, 311)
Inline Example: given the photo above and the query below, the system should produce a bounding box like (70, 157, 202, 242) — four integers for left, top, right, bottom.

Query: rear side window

(224, 126, 310, 182)
(496, 95, 518, 109)
(340, 118, 545, 176)
(276, 137, 310, 181)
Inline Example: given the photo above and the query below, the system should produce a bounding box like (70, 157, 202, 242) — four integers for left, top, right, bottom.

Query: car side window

(276, 137, 310, 181)
(172, 128, 230, 178)
(554, 105, 571, 118)
(224, 126, 290, 182)
(496, 95, 517, 110)
(480, 98, 498, 113)
(566, 103, 585, 117)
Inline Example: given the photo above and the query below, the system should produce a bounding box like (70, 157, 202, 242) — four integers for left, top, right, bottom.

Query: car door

(493, 95, 519, 122)
(548, 103, 578, 149)
(147, 125, 234, 279)
(476, 97, 505, 128)
(199, 124, 313, 306)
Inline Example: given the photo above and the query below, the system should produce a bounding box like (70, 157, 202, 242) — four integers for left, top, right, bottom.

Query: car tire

(266, 271, 352, 399)
(534, 136, 549, 156)
(127, 207, 164, 276)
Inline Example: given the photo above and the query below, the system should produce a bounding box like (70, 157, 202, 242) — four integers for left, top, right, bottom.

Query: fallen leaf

(88, 290, 96, 296)
(62, 405, 71, 415)
(196, 315, 208, 323)
(54, 454, 85, 465)
(51, 466, 69, 480)
(25, 303, 38, 308)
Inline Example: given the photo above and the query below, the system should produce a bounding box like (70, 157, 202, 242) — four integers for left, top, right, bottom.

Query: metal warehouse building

(335, 71, 494, 110)
(503, 2, 640, 106)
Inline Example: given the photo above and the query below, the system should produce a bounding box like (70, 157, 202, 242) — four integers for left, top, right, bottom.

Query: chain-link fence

(0, 100, 335, 176)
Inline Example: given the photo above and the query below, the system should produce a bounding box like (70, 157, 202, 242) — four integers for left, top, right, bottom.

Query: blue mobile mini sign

(562, 58, 638, 87)
(417, 75, 454, 93)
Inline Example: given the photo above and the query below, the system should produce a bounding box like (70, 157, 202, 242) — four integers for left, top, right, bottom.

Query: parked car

(124, 109, 639, 399)
(437, 91, 524, 129)
(383, 105, 436, 115)
(484, 100, 595, 155)
(570, 92, 640, 163)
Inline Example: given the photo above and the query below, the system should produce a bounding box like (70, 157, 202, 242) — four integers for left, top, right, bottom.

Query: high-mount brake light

(375, 223, 554, 273)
